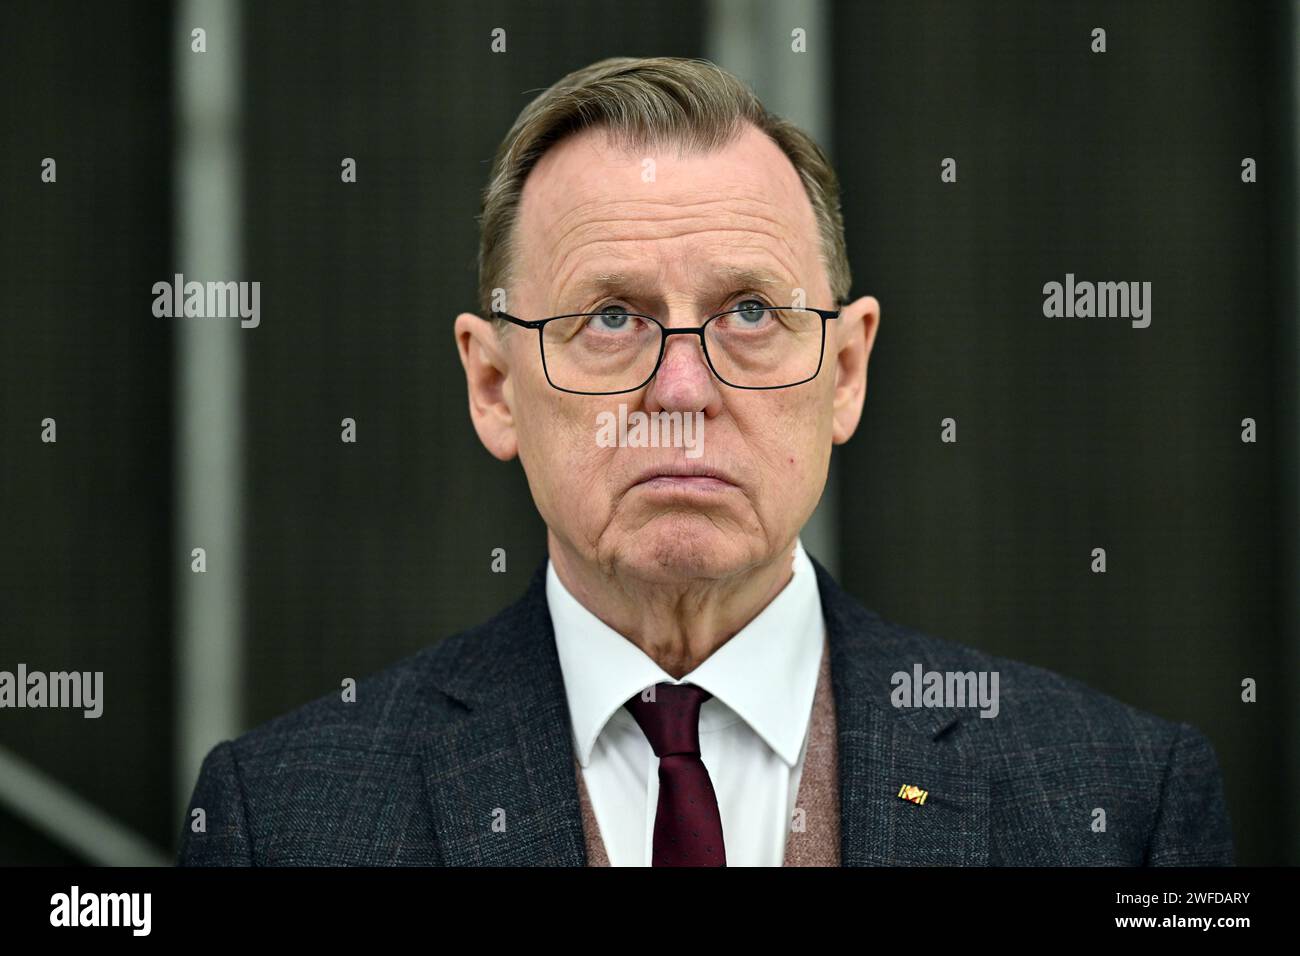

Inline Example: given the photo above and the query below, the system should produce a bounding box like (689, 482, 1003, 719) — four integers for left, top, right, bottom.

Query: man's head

(456, 56, 879, 588)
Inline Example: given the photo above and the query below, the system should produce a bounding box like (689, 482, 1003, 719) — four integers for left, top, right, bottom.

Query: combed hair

(475, 56, 851, 324)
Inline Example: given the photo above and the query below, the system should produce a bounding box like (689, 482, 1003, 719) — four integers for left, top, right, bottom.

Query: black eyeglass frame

(490, 305, 841, 395)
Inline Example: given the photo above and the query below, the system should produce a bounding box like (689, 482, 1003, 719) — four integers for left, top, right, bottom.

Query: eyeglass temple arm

(490, 311, 546, 329)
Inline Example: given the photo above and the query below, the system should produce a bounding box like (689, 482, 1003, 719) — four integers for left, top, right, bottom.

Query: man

(177, 56, 1233, 866)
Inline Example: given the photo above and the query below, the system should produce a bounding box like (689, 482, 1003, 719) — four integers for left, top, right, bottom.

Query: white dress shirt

(548, 538, 826, 866)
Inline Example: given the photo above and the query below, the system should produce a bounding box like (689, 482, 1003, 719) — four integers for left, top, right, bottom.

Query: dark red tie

(624, 682, 727, 866)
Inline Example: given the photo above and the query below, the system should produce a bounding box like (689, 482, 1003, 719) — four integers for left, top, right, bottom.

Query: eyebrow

(569, 265, 792, 300)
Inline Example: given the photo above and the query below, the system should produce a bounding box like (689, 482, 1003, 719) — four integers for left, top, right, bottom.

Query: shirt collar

(548, 538, 825, 768)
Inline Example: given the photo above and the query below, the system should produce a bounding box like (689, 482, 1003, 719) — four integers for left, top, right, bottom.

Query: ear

(454, 312, 519, 461)
(829, 295, 880, 444)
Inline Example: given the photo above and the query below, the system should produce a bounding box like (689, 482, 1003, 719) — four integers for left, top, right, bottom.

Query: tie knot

(623, 682, 712, 757)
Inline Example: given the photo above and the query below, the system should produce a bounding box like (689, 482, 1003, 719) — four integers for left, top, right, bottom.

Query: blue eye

(585, 308, 644, 338)
(733, 298, 772, 324)
(589, 305, 631, 331)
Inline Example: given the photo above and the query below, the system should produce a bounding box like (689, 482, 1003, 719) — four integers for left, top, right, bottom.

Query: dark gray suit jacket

(176, 554, 1234, 865)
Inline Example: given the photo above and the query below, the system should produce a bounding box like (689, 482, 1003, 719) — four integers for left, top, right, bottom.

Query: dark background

(1, 0, 1295, 865)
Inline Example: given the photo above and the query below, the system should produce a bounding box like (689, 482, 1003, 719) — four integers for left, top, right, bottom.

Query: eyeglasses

(491, 304, 840, 395)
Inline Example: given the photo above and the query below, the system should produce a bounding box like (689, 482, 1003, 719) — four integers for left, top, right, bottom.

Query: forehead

(513, 122, 823, 302)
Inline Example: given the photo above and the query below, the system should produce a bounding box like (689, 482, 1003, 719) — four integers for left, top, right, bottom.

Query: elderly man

(177, 56, 1233, 867)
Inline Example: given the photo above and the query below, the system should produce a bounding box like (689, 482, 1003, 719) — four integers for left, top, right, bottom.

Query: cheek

(519, 403, 617, 499)
(779, 389, 825, 445)
(753, 395, 830, 486)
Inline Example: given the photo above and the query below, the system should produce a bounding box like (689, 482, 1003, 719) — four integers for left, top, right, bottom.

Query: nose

(642, 317, 722, 417)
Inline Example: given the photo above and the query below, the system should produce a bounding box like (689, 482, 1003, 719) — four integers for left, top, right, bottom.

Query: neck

(547, 531, 798, 678)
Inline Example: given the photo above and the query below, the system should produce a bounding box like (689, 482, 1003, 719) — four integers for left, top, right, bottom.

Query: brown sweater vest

(574, 636, 840, 865)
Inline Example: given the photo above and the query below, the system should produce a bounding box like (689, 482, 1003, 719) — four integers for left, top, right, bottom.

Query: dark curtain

(0, 2, 175, 860)
(833, 0, 1297, 865)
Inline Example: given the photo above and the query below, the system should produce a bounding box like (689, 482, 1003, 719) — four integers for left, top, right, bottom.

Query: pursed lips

(629, 464, 740, 493)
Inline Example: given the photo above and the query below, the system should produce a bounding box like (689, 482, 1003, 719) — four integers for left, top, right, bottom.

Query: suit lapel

(419, 562, 588, 865)
(812, 555, 989, 865)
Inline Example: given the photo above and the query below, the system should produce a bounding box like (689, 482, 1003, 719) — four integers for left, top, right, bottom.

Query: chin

(609, 517, 757, 584)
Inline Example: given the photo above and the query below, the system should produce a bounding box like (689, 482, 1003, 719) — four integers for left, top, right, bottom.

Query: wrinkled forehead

(513, 123, 824, 302)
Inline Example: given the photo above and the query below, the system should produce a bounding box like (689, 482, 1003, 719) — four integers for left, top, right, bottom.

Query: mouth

(629, 464, 741, 495)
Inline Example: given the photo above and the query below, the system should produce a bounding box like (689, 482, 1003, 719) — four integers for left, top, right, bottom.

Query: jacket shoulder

(177, 592, 529, 866)
(859, 604, 1194, 748)
(851, 605, 1232, 864)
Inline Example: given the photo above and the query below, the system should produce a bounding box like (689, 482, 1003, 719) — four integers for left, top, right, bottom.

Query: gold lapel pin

(897, 784, 929, 805)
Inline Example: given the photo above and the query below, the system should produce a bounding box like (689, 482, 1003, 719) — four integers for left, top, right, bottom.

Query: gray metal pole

(173, 0, 245, 823)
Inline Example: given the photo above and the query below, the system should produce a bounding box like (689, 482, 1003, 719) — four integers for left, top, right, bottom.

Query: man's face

(457, 122, 876, 585)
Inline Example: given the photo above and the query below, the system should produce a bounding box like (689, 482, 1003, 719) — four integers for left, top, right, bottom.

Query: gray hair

(475, 56, 851, 325)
